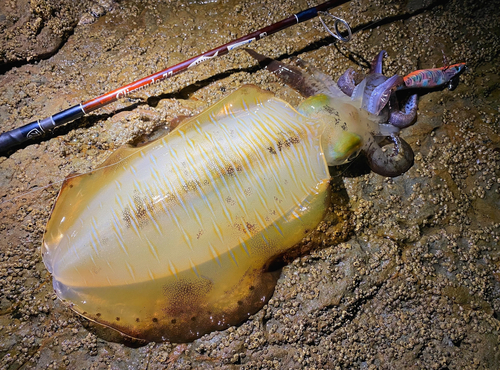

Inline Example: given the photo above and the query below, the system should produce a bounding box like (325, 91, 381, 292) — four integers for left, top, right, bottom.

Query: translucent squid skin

(42, 85, 378, 342)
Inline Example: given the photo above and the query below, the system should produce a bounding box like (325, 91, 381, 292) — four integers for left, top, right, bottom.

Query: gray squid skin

(366, 134, 415, 177)
(246, 48, 416, 177)
(389, 93, 418, 128)
(337, 67, 357, 96)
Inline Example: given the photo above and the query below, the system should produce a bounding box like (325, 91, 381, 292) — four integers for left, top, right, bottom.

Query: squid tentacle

(370, 50, 387, 74)
(365, 134, 414, 177)
(244, 49, 328, 97)
(294, 59, 344, 97)
(366, 74, 404, 115)
(337, 67, 358, 97)
(389, 93, 418, 128)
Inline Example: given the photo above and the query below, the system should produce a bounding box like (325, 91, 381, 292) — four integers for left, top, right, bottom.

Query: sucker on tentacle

(365, 74, 404, 116)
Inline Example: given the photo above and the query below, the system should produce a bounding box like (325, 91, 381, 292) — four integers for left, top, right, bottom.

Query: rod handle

(0, 121, 42, 152)
(0, 104, 85, 153)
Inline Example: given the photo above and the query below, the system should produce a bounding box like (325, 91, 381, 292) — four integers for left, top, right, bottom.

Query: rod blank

(0, 0, 349, 152)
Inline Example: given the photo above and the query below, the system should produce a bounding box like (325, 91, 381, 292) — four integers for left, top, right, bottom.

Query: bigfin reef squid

(42, 50, 466, 342)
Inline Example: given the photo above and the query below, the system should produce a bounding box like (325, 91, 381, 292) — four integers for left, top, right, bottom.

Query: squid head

(245, 49, 414, 177)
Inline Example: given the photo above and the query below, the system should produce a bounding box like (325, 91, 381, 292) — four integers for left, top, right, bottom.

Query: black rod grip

(0, 121, 43, 152)
(0, 104, 84, 152)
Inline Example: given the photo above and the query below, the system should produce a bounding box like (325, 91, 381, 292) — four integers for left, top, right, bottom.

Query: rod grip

(0, 121, 42, 152)
(0, 105, 85, 153)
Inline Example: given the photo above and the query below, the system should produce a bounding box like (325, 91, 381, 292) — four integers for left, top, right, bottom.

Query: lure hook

(318, 11, 352, 42)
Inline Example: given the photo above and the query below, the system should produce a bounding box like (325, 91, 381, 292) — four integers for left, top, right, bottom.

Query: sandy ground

(0, 0, 499, 368)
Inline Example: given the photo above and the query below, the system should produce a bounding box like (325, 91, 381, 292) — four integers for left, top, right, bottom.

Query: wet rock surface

(0, 0, 499, 368)
(0, 0, 117, 71)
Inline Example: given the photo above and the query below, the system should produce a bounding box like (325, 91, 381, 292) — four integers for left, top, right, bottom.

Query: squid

(42, 50, 466, 342)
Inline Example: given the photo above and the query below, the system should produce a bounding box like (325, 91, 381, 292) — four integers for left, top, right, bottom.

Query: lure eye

(449, 63, 467, 75)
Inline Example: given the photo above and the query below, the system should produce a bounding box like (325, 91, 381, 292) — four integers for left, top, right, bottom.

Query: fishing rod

(0, 0, 351, 152)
